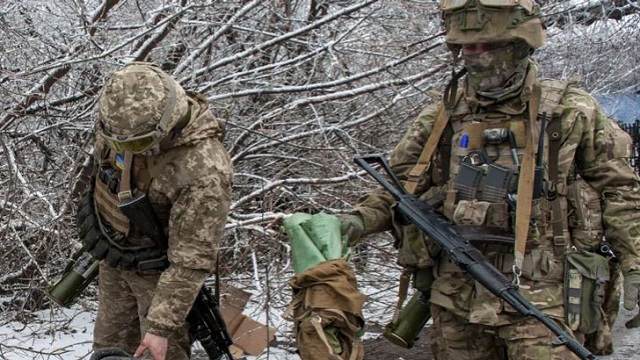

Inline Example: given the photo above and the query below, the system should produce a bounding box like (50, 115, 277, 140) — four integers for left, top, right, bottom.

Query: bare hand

(134, 332, 168, 360)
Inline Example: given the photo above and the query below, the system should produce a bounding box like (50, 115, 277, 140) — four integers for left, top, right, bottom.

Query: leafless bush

(1, 0, 638, 323)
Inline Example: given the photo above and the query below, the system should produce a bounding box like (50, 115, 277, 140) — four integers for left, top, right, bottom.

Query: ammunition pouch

(452, 200, 510, 230)
(76, 187, 167, 271)
(565, 250, 610, 335)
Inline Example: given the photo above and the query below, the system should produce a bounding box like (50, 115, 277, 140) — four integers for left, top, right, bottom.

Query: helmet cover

(98, 62, 188, 138)
(441, 0, 545, 49)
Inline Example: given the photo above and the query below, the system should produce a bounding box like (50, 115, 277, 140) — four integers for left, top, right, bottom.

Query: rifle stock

(354, 154, 597, 360)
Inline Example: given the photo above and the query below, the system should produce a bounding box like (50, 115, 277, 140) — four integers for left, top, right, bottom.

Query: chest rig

(78, 148, 169, 270)
(396, 80, 573, 274)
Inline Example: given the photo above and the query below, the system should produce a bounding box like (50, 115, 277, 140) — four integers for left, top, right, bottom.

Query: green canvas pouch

(565, 251, 610, 334)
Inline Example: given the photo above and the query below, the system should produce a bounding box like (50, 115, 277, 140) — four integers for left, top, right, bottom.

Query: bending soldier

(78, 62, 233, 360)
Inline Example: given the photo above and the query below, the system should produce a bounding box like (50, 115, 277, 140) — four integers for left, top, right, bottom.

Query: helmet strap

(444, 67, 467, 110)
(169, 103, 192, 138)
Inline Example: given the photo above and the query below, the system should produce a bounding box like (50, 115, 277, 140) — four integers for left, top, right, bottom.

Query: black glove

(90, 347, 134, 360)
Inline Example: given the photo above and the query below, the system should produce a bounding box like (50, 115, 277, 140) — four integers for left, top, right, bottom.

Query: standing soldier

(77, 62, 233, 360)
(338, 0, 640, 358)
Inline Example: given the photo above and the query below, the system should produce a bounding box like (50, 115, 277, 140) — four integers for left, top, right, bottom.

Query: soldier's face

(461, 40, 528, 97)
(461, 41, 511, 56)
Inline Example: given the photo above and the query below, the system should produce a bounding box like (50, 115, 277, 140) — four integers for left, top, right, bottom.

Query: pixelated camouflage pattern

(92, 90, 233, 340)
(353, 62, 640, 340)
(98, 62, 189, 137)
(93, 263, 191, 359)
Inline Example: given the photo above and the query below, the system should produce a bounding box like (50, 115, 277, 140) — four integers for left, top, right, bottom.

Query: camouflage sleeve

(562, 88, 640, 273)
(354, 103, 440, 236)
(146, 141, 233, 337)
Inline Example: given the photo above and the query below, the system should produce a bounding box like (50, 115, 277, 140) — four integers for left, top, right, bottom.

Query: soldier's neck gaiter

(462, 43, 530, 101)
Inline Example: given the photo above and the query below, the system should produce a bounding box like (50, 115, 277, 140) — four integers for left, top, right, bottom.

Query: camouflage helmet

(440, 0, 545, 49)
(97, 62, 189, 153)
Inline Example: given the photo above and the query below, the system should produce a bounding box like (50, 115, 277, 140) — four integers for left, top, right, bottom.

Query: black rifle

(188, 286, 235, 360)
(354, 154, 597, 360)
(119, 193, 235, 360)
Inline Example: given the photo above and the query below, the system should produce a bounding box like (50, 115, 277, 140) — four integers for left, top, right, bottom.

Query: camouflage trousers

(430, 305, 581, 360)
(93, 262, 191, 360)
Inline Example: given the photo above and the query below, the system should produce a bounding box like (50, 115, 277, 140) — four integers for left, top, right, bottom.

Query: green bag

(284, 212, 349, 274)
(565, 251, 610, 334)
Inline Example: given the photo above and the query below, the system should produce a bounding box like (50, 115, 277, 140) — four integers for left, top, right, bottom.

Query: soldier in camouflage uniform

(338, 0, 640, 358)
(80, 62, 232, 360)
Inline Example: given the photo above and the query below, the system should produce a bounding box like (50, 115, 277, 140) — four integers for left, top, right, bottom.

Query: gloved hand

(336, 213, 365, 246)
(623, 270, 640, 311)
(90, 347, 134, 360)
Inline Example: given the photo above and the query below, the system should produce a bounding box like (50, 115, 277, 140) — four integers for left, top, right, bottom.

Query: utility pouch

(480, 163, 513, 203)
(565, 251, 610, 334)
(452, 200, 510, 230)
(454, 161, 482, 200)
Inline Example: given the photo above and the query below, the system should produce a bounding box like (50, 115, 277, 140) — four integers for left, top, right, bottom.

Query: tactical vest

(392, 79, 605, 273)
(76, 147, 170, 270)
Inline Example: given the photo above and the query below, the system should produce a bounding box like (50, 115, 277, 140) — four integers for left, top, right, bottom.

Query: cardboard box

(219, 284, 276, 357)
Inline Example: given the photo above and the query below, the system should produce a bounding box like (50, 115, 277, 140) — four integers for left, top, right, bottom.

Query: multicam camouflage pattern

(98, 62, 189, 137)
(352, 60, 640, 356)
(430, 305, 581, 360)
(584, 261, 621, 355)
(91, 84, 233, 349)
(442, 0, 545, 49)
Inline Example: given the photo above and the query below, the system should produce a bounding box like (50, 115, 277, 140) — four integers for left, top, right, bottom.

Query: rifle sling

(513, 84, 541, 280)
(405, 106, 451, 194)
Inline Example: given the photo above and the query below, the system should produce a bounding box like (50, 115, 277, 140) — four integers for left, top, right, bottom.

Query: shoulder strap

(540, 79, 571, 256)
(117, 151, 134, 202)
(513, 84, 541, 283)
(405, 105, 451, 194)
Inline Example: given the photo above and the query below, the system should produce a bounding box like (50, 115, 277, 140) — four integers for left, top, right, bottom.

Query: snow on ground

(2, 238, 639, 360)
(3, 301, 640, 359)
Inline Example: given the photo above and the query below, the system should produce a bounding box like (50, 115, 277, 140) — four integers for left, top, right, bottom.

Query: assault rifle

(119, 193, 235, 360)
(354, 154, 597, 360)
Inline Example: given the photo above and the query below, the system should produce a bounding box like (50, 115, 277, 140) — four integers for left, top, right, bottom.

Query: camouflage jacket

(353, 63, 640, 323)
(93, 91, 233, 336)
